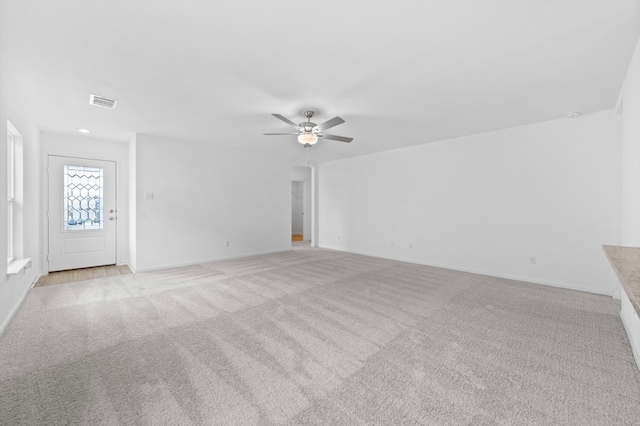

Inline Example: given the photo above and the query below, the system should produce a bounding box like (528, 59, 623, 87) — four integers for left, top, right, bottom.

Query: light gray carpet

(1, 244, 639, 425)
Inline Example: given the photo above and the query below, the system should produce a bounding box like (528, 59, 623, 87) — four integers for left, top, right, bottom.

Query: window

(7, 130, 14, 262)
(6, 121, 23, 272)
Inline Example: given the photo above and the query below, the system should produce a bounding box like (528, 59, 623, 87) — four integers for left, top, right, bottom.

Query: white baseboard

(620, 293, 640, 372)
(0, 274, 39, 337)
(318, 245, 611, 297)
(31, 273, 44, 288)
(134, 248, 292, 273)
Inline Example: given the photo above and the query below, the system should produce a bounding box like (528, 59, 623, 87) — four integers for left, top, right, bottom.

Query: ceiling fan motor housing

(301, 122, 317, 133)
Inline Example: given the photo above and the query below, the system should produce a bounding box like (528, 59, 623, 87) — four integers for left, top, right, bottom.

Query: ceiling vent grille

(89, 94, 118, 109)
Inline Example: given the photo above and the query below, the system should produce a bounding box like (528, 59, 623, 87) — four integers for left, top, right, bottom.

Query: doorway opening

(291, 166, 312, 246)
(292, 180, 304, 242)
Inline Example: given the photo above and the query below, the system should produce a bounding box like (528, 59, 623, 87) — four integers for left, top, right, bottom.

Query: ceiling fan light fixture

(266, 111, 351, 145)
(298, 133, 318, 145)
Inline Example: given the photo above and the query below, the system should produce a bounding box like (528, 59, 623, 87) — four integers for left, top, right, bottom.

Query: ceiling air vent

(89, 94, 118, 110)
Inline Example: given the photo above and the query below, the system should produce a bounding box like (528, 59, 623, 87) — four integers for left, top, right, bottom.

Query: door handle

(109, 217, 115, 221)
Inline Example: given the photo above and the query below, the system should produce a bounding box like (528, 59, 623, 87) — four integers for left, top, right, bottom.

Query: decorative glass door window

(63, 165, 104, 231)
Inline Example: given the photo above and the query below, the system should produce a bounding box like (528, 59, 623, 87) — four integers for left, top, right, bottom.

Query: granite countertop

(603, 245, 640, 315)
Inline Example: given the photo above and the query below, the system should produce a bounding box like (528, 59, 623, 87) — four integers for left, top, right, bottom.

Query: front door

(48, 155, 116, 272)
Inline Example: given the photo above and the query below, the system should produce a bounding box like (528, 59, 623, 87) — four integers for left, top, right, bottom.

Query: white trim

(7, 131, 14, 199)
(318, 245, 612, 297)
(620, 292, 640, 372)
(46, 155, 117, 272)
(311, 166, 318, 247)
(6, 129, 15, 262)
(7, 258, 31, 278)
(31, 274, 45, 288)
(6, 198, 13, 262)
(41, 135, 130, 275)
(132, 248, 292, 273)
(7, 121, 24, 266)
(0, 273, 36, 337)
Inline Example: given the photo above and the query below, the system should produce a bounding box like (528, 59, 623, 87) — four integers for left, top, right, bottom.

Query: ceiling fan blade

(272, 113, 300, 128)
(316, 116, 345, 131)
(263, 133, 300, 135)
(320, 134, 353, 143)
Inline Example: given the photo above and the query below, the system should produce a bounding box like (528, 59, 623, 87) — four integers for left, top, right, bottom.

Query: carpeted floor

(1, 244, 639, 425)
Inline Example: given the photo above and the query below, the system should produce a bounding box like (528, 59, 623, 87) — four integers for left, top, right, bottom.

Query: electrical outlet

(409, 243, 413, 249)
(530, 257, 536, 264)
(391, 240, 395, 247)
(337, 235, 341, 240)
(225, 241, 230, 247)
(144, 192, 154, 200)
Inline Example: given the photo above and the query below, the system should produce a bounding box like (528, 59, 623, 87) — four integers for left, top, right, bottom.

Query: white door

(48, 156, 116, 272)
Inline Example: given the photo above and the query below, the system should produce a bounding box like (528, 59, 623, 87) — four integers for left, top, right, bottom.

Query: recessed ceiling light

(565, 111, 580, 118)
(78, 128, 91, 133)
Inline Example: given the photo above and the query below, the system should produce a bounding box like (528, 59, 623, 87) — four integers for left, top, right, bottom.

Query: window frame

(7, 130, 15, 263)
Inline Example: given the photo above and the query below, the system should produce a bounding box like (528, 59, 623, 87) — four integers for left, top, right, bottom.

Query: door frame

(291, 166, 315, 246)
(46, 155, 117, 272)
(41, 135, 129, 274)
(291, 180, 305, 239)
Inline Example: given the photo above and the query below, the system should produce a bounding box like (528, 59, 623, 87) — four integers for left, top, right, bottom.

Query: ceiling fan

(264, 110, 353, 146)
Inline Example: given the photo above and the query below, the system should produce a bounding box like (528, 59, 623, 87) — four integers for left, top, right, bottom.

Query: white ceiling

(2, 0, 639, 164)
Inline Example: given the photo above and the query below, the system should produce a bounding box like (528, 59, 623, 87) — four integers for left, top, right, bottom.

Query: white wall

(41, 132, 130, 269)
(319, 110, 619, 295)
(131, 134, 292, 271)
(619, 36, 640, 247)
(0, 76, 42, 334)
(616, 33, 640, 370)
(611, 113, 624, 300)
